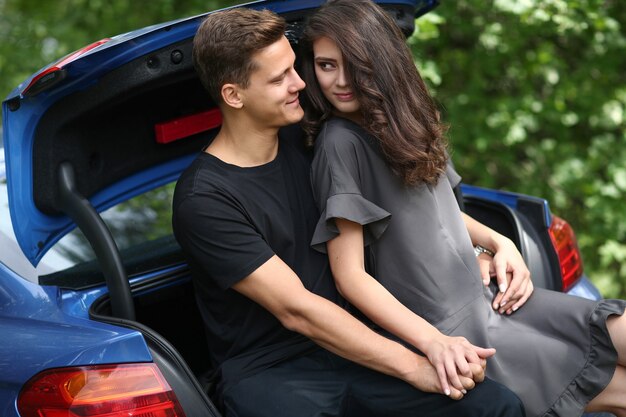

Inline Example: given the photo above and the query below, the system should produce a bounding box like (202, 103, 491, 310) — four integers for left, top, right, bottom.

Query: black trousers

(219, 349, 525, 417)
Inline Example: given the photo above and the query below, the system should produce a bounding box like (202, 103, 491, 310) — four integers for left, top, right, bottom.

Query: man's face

(239, 36, 306, 128)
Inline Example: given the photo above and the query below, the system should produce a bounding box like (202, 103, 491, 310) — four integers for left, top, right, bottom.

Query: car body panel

(568, 276, 603, 300)
(461, 183, 552, 227)
(0, 262, 151, 416)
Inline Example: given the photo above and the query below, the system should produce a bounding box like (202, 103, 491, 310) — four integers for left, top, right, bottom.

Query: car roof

(2, 0, 438, 265)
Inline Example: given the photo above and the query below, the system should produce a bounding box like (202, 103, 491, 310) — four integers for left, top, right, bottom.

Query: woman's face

(312, 36, 362, 122)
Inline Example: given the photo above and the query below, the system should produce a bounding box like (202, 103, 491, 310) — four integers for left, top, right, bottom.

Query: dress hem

(543, 298, 626, 417)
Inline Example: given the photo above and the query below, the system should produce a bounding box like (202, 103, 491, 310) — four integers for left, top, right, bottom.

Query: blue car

(0, 0, 604, 415)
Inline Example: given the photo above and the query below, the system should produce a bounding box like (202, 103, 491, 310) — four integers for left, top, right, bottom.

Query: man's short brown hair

(192, 8, 286, 103)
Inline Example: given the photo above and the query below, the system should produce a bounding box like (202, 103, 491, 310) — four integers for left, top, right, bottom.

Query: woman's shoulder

(321, 116, 368, 136)
(315, 117, 371, 153)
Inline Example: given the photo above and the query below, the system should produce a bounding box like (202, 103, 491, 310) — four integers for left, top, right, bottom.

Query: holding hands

(424, 334, 495, 398)
(407, 350, 489, 400)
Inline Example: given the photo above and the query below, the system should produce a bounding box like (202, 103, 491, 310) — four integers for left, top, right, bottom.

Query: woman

(301, 1, 626, 416)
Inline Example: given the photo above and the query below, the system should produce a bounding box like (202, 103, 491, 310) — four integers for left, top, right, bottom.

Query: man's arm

(233, 255, 482, 399)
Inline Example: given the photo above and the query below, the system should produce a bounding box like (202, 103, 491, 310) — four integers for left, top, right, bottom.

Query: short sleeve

(173, 191, 274, 290)
(310, 121, 391, 253)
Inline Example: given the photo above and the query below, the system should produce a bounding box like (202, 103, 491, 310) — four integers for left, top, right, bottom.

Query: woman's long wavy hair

(300, 0, 448, 186)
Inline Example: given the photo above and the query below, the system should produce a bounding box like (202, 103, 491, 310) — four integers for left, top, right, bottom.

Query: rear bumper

(566, 275, 603, 301)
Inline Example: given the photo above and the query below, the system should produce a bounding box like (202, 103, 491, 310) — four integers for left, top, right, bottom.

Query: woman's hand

(406, 355, 487, 400)
(479, 239, 534, 314)
(424, 334, 495, 396)
(477, 252, 495, 286)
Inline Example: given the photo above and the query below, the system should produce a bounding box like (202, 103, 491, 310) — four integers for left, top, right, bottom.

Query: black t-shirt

(172, 129, 341, 387)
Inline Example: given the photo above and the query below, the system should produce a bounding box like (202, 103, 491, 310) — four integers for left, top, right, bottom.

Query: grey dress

(310, 117, 626, 417)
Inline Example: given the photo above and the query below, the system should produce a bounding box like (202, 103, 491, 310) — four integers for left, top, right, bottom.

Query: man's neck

(206, 119, 280, 167)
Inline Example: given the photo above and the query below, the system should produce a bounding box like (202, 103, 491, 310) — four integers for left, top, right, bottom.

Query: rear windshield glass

(39, 182, 184, 289)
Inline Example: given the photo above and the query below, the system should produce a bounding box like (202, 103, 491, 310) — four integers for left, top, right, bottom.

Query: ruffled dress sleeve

(310, 119, 391, 253)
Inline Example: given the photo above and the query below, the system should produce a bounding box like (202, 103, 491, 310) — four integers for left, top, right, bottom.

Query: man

(173, 7, 524, 417)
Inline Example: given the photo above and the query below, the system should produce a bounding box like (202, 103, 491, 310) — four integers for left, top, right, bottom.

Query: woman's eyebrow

(314, 56, 337, 62)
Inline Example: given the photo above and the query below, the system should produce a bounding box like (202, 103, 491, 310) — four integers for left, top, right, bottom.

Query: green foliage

(411, 0, 626, 297)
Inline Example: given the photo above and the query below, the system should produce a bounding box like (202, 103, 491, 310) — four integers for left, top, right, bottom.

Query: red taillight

(17, 363, 186, 417)
(548, 215, 584, 292)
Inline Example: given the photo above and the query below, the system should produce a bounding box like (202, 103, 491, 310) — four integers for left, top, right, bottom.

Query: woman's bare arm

(326, 218, 495, 395)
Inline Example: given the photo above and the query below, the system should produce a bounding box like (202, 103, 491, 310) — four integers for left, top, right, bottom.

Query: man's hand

(424, 334, 495, 397)
(405, 356, 487, 400)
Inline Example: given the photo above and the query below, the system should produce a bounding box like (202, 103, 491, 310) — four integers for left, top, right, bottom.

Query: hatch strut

(57, 162, 136, 320)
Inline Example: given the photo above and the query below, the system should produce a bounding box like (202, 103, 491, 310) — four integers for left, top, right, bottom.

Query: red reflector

(23, 38, 111, 95)
(548, 215, 584, 292)
(17, 363, 186, 417)
(54, 38, 112, 69)
(155, 108, 223, 144)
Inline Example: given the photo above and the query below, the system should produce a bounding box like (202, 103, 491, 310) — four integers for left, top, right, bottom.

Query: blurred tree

(412, 0, 626, 297)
